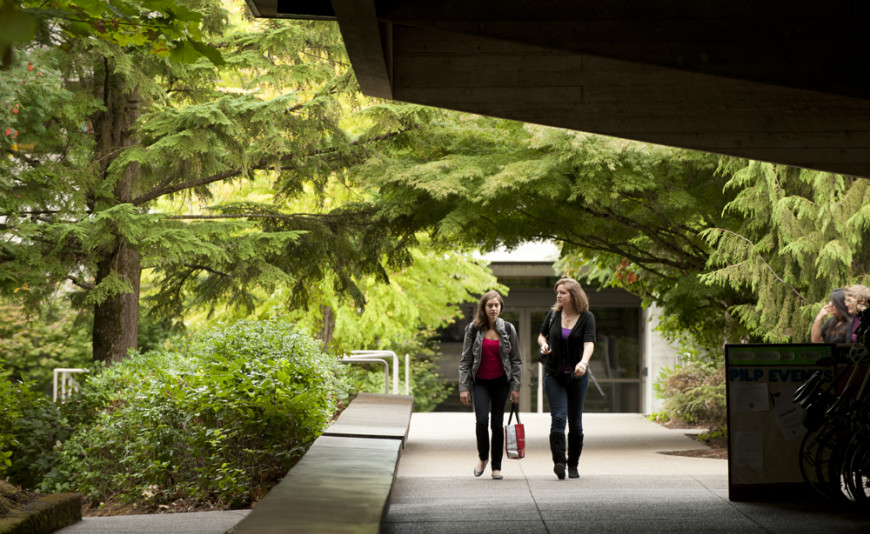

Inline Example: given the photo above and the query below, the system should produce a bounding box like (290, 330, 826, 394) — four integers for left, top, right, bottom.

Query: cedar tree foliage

(0, 1, 424, 363)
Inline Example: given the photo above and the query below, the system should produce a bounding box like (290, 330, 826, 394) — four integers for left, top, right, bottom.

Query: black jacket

(539, 310, 596, 375)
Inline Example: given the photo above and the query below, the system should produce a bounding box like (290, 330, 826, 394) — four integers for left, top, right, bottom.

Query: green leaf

(169, 40, 200, 64)
(0, 4, 37, 45)
(190, 41, 225, 67)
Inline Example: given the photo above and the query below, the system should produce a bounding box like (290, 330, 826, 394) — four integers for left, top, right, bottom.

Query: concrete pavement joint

(702, 476, 777, 534)
(517, 458, 551, 534)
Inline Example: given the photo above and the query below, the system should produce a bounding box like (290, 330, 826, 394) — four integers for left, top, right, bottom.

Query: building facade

(436, 243, 678, 414)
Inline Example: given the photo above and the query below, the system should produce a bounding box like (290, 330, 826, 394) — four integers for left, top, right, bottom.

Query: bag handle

(587, 369, 608, 400)
(507, 401, 521, 425)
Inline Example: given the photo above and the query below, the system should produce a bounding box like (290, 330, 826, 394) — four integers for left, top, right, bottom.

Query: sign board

(725, 343, 837, 501)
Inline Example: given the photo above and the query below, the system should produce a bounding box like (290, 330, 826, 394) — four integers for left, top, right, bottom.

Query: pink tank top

(476, 338, 505, 379)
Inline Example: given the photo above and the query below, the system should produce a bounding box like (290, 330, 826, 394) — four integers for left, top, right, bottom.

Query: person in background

(845, 284, 870, 342)
(458, 290, 522, 480)
(810, 288, 853, 343)
(538, 278, 596, 480)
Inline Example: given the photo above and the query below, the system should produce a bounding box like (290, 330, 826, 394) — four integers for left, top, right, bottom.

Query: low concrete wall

(231, 393, 414, 534)
(0, 493, 81, 534)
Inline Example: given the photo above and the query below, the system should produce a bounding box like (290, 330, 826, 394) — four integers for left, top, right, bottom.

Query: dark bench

(230, 393, 414, 533)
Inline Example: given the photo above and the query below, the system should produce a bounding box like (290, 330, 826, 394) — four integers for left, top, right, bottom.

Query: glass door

(523, 307, 642, 413)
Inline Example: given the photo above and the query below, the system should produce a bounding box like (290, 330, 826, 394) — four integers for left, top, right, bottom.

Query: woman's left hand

(509, 391, 520, 404)
(574, 361, 588, 377)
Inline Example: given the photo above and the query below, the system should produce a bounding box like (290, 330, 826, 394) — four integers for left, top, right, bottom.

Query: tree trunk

(91, 62, 142, 364)
(318, 305, 335, 349)
(92, 243, 141, 364)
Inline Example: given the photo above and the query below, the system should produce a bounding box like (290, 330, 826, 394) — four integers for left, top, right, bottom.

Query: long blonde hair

(551, 278, 589, 314)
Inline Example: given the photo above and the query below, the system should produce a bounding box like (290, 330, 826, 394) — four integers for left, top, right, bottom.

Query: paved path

(55, 412, 870, 533)
(384, 412, 870, 533)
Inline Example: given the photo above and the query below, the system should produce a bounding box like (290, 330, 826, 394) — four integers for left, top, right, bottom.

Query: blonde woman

(538, 278, 596, 480)
(845, 284, 870, 343)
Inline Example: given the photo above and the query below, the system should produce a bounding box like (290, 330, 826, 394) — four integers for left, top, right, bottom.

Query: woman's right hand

(460, 391, 471, 406)
(540, 342, 551, 355)
(816, 303, 834, 320)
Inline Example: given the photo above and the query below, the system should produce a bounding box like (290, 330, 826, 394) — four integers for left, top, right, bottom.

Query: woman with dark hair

(459, 290, 522, 480)
(538, 278, 596, 480)
(811, 288, 853, 343)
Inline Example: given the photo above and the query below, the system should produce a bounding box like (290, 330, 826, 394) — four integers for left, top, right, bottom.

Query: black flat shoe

(568, 466, 579, 479)
(554, 463, 566, 480)
(474, 460, 488, 477)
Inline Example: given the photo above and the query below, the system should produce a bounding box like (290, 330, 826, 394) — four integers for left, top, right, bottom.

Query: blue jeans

(544, 373, 589, 436)
(472, 376, 509, 470)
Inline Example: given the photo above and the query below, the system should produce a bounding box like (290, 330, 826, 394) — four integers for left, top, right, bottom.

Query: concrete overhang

(246, 1, 870, 178)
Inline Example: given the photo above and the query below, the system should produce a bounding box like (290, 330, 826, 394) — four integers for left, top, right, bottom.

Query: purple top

(852, 316, 861, 343)
(559, 328, 573, 373)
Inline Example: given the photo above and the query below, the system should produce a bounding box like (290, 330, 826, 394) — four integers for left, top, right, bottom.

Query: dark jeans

(472, 376, 510, 470)
(544, 372, 589, 436)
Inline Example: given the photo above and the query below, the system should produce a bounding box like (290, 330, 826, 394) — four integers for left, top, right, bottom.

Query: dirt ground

(656, 420, 728, 460)
(0, 480, 37, 518)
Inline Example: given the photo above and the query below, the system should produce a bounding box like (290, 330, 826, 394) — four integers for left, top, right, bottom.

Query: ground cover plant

(35, 317, 350, 512)
(651, 359, 726, 434)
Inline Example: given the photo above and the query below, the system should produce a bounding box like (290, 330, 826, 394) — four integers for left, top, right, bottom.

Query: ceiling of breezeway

(246, 1, 870, 178)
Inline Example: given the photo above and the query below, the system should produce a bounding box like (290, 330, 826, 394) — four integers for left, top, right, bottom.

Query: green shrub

(0, 363, 71, 487)
(5, 385, 71, 488)
(0, 369, 17, 479)
(40, 317, 351, 509)
(653, 358, 726, 433)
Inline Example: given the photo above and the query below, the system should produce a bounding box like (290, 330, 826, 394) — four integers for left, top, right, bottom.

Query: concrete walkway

(55, 412, 870, 533)
(384, 412, 870, 533)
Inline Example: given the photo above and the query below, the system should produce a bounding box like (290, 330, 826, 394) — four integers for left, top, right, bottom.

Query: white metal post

(351, 350, 399, 395)
(404, 353, 410, 395)
(53, 368, 89, 403)
(340, 357, 389, 394)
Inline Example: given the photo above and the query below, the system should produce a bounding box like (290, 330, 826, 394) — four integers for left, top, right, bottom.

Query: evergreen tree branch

(708, 228, 807, 301)
(182, 263, 230, 278)
(618, 193, 709, 258)
(491, 206, 679, 279)
(591, 204, 708, 271)
(132, 130, 406, 206)
(162, 212, 377, 228)
(0, 210, 63, 218)
(132, 169, 243, 205)
(4, 149, 42, 168)
(66, 275, 94, 291)
(558, 234, 677, 280)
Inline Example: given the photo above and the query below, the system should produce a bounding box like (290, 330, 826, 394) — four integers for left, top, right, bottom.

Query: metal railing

(343, 350, 411, 395)
(340, 356, 390, 394)
(53, 368, 88, 402)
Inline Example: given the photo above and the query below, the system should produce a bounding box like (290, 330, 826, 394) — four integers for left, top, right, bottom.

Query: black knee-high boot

(549, 432, 567, 479)
(567, 433, 584, 478)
